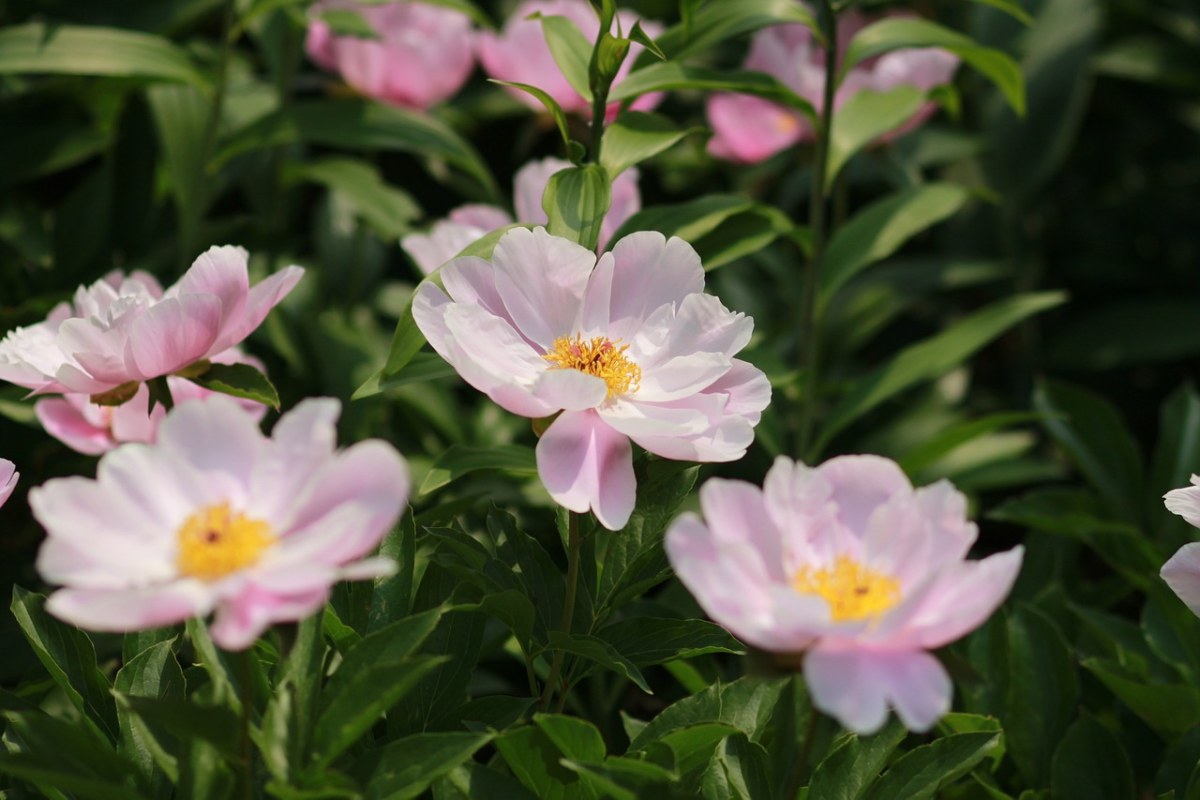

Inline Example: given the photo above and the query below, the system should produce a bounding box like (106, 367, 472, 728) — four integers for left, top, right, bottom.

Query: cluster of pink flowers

(401, 156, 641, 273)
(306, 0, 660, 114)
(707, 10, 959, 163)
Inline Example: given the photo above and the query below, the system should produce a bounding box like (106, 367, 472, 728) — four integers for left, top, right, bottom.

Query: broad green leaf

(352, 352, 457, 400)
(654, 723, 740, 776)
(1143, 583, 1200, 680)
(497, 725, 597, 800)
(843, 18, 1025, 114)
(826, 87, 926, 184)
(1083, 659, 1200, 737)
(477, 589, 537, 646)
(544, 631, 652, 693)
(535, 714, 607, 762)
(969, 0, 1034, 25)
(1033, 379, 1144, 521)
(899, 412, 1045, 475)
(186, 618, 243, 712)
(609, 63, 814, 117)
(284, 157, 421, 239)
(214, 99, 498, 200)
(819, 183, 971, 305)
(144, 83, 210, 257)
(863, 732, 1001, 800)
(491, 80, 577, 156)
(115, 696, 239, 762)
(365, 731, 495, 800)
(814, 292, 1065, 454)
(1050, 715, 1135, 800)
(1004, 607, 1079, 787)
(562, 756, 678, 800)
(0, 120, 109, 190)
(419, 444, 538, 497)
(3, 711, 140, 789)
(700, 734, 770, 800)
(651, 0, 817, 61)
(601, 111, 690, 177)
(690, 205, 795, 270)
(596, 617, 744, 666)
(543, 163, 612, 250)
(807, 721, 907, 800)
(0, 752, 146, 800)
(318, 8, 379, 38)
(114, 640, 185, 790)
(10, 586, 118, 742)
(629, 678, 786, 751)
(610, 195, 755, 243)
(192, 362, 280, 409)
(122, 627, 180, 664)
(0, 23, 209, 88)
(370, 512, 417, 632)
(1047, 297, 1200, 371)
(538, 13, 593, 102)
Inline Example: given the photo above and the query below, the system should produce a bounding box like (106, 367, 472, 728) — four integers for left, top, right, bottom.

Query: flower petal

(805, 647, 892, 735)
(127, 294, 223, 379)
(1163, 542, 1200, 616)
(1165, 480, 1200, 528)
(492, 227, 595, 348)
(536, 410, 635, 530)
(532, 368, 608, 411)
(45, 583, 215, 633)
(35, 397, 114, 455)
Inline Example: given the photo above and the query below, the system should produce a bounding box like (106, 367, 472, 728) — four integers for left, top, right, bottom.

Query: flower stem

(797, 0, 840, 461)
(238, 648, 253, 800)
(785, 680, 820, 799)
(540, 510, 583, 710)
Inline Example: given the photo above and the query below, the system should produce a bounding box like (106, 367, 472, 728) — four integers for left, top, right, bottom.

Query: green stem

(797, 0, 840, 461)
(238, 649, 253, 800)
(540, 511, 583, 710)
(785, 683, 820, 800)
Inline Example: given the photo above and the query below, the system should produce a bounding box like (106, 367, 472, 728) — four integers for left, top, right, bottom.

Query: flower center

(176, 502, 274, 581)
(791, 556, 901, 622)
(543, 334, 641, 398)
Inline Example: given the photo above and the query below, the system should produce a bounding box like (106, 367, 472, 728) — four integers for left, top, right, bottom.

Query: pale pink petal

(513, 157, 569, 224)
(536, 409, 635, 530)
(450, 204, 514, 232)
(127, 295, 223, 379)
(1165, 480, 1200, 528)
(55, 319, 131, 386)
(35, 398, 114, 455)
(814, 455, 913, 537)
(156, 395, 264, 487)
(175, 245, 251, 351)
(531, 368, 608, 411)
(440, 256, 520, 328)
(338, 556, 398, 581)
(698, 478, 786, 580)
(805, 647, 892, 735)
(638, 292, 753, 369)
(45, 583, 215, 633)
(599, 168, 641, 251)
(478, 1, 592, 114)
(898, 547, 1024, 649)
(585, 232, 705, 341)
(1163, 542, 1200, 616)
(224, 265, 304, 349)
(703, 359, 772, 425)
(305, 18, 337, 70)
(108, 385, 164, 444)
(707, 93, 808, 163)
(491, 227, 595, 348)
(209, 584, 328, 651)
(598, 397, 713, 439)
(0, 459, 16, 509)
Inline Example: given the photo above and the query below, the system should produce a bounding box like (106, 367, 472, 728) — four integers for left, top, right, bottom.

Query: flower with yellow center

(176, 502, 275, 581)
(791, 556, 901, 623)
(543, 334, 641, 398)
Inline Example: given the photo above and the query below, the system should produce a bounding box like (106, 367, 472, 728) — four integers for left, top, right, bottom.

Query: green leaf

(651, 0, 817, 61)
(0, 23, 209, 88)
(819, 183, 971, 305)
(544, 631, 652, 693)
(115, 696, 240, 762)
(563, 756, 678, 800)
(214, 99, 498, 201)
(609, 63, 814, 117)
(115, 639, 185, 790)
(10, 586, 118, 742)
(1152, 385, 1200, 541)
(497, 725, 596, 800)
(311, 607, 446, 766)
(365, 731, 495, 800)
(1083, 659, 1200, 737)
(1033, 379, 1144, 521)
(1004, 607, 1079, 787)
(827, 86, 926, 184)
(596, 617, 744, 666)
(191, 362, 280, 409)
(535, 714, 607, 762)
(477, 589, 537, 646)
(807, 721, 908, 800)
(1046, 297, 1200, 371)
(601, 111, 690, 177)
(629, 678, 786, 751)
(490, 80, 577, 156)
(370, 512, 417, 632)
(863, 732, 1001, 800)
(843, 18, 1025, 114)
(145, 84, 210, 255)
(537, 13, 593, 102)
(0, 752, 145, 800)
(186, 618, 243, 712)
(899, 412, 1045, 476)
(968, 0, 1034, 25)
(3, 710, 140, 789)
(543, 163, 612, 251)
(1049, 715, 1135, 800)
(284, 157, 421, 239)
(352, 352, 457, 400)
(814, 292, 1065, 453)
(318, 8, 379, 39)
(419, 444, 538, 497)
(700, 734, 770, 800)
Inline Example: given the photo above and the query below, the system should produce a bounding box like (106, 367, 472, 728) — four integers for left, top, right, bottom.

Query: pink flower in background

(665, 455, 1023, 734)
(0, 246, 302, 397)
(707, 13, 959, 163)
(1161, 477, 1200, 615)
(306, 0, 475, 109)
(479, 0, 662, 117)
(402, 157, 641, 273)
(413, 226, 770, 530)
(0, 460, 17, 509)
(33, 397, 409, 650)
(34, 349, 269, 456)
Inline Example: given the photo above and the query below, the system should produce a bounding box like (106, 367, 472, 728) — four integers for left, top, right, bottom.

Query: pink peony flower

(0, 246, 302, 397)
(0, 459, 17, 509)
(665, 455, 1023, 734)
(479, 0, 663, 118)
(402, 157, 641, 273)
(1161, 477, 1200, 614)
(413, 226, 770, 530)
(33, 349, 270, 456)
(306, 0, 476, 109)
(706, 11, 959, 163)
(32, 396, 409, 650)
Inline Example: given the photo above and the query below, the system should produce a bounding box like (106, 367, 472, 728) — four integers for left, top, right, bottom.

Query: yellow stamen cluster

(543, 334, 641, 398)
(177, 502, 274, 581)
(791, 556, 901, 622)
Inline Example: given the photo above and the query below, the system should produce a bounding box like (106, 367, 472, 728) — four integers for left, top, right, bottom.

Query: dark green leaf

(651, 0, 816, 61)
(365, 731, 494, 800)
(419, 444, 537, 497)
(596, 617, 744, 666)
(700, 734, 770, 800)
(543, 163, 612, 251)
(115, 696, 240, 761)
(1050, 715, 1135, 800)
(1083, 658, 1200, 737)
(863, 732, 1001, 800)
(114, 639, 185, 790)
(370, 512, 417, 632)
(827, 87, 926, 183)
(490, 80, 577, 155)
(284, 157, 421, 239)
(191, 362, 280, 409)
(1150, 384, 1200, 544)
(609, 63, 814, 118)
(496, 725, 596, 800)
(544, 631, 652, 693)
(807, 721, 908, 800)
(535, 714, 607, 762)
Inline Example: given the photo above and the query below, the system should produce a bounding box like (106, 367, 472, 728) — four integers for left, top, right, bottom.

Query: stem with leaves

(797, 0, 840, 460)
(540, 510, 583, 710)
